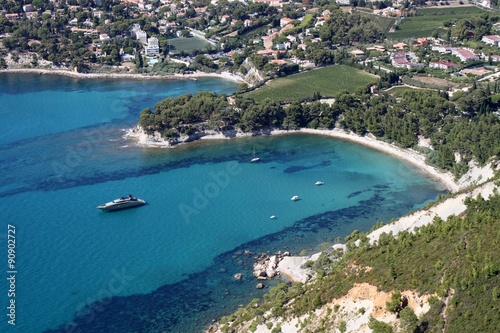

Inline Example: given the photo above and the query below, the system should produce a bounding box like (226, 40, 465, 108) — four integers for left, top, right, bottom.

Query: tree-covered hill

(138, 83, 500, 178)
(214, 187, 500, 333)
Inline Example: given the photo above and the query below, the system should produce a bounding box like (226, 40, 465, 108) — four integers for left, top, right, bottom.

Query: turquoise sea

(0, 74, 445, 333)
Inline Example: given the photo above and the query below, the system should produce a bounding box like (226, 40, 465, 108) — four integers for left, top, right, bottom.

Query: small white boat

(291, 196, 299, 201)
(251, 147, 260, 162)
(315, 181, 324, 186)
(97, 195, 146, 211)
(270, 215, 277, 219)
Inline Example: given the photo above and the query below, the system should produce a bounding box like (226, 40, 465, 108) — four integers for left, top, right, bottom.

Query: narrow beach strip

(126, 126, 459, 193)
(291, 128, 459, 193)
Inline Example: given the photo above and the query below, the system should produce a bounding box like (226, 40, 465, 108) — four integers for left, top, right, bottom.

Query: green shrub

(368, 317, 393, 333)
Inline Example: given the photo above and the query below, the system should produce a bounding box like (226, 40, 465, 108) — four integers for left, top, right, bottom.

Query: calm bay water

(0, 74, 445, 333)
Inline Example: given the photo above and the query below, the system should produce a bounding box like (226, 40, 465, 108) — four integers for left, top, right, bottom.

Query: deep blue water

(0, 74, 445, 333)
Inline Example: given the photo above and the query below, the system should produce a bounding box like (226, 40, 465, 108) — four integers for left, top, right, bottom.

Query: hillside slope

(208, 166, 500, 333)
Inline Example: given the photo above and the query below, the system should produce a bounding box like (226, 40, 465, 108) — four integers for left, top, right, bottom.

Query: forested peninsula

(136, 80, 500, 178)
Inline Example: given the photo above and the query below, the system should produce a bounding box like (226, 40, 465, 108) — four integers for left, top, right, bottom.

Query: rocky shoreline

(252, 251, 290, 285)
(207, 163, 499, 333)
(249, 162, 498, 286)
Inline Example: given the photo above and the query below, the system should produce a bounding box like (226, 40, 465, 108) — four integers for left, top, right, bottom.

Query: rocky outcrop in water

(252, 251, 290, 280)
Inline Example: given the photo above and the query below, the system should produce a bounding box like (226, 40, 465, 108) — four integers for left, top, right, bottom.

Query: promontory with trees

(139, 81, 500, 178)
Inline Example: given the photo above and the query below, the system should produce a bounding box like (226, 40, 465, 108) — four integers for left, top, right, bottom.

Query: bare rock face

(256, 283, 264, 289)
(253, 263, 267, 278)
(252, 251, 291, 281)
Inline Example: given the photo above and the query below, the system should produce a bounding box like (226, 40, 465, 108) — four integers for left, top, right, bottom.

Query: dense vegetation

(139, 81, 500, 177)
(218, 190, 500, 332)
(317, 9, 386, 45)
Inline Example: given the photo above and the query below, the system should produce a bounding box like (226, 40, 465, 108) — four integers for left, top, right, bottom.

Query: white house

(429, 61, 459, 70)
(482, 35, 500, 46)
(23, 4, 36, 12)
(451, 48, 479, 62)
(244, 19, 253, 27)
(392, 57, 412, 69)
(491, 55, 500, 62)
(479, 0, 491, 8)
(145, 37, 160, 56)
(275, 42, 291, 50)
(136, 30, 148, 45)
(431, 45, 454, 54)
(93, 10, 103, 19)
(82, 18, 94, 27)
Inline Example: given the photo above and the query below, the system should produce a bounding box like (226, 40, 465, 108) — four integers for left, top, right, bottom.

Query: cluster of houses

(3, 0, 500, 78)
(388, 42, 496, 73)
(256, 10, 336, 55)
(66, 23, 160, 62)
(348, 34, 500, 77)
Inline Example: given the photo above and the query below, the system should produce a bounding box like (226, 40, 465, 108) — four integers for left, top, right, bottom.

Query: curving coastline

(206, 162, 499, 333)
(299, 128, 459, 193)
(125, 126, 459, 193)
(0, 68, 246, 84)
(5, 67, 456, 192)
(275, 172, 497, 285)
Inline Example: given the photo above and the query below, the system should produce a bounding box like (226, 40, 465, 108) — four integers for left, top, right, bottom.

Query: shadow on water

(283, 160, 333, 173)
(0, 124, 276, 198)
(45, 192, 401, 333)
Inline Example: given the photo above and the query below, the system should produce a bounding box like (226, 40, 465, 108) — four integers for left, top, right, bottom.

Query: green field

(388, 6, 487, 39)
(245, 65, 378, 101)
(168, 36, 212, 54)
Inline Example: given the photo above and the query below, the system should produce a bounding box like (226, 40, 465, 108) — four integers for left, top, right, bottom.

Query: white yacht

(97, 195, 146, 211)
(291, 196, 299, 201)
(315, 181, 324, 185)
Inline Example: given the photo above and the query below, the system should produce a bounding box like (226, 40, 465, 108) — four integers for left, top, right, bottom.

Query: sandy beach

(296, 128, 459, 193)
(0, 68, 245, 84)
(125, 126, 459, 193)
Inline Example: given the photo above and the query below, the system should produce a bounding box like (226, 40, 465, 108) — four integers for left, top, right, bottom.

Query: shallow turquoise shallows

(0, 74, 445, 333)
